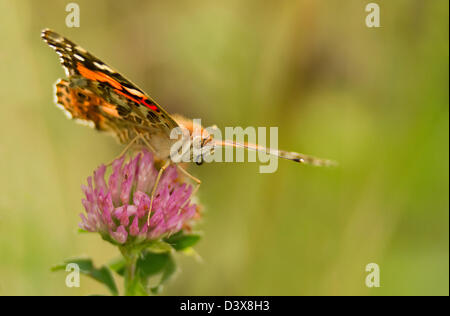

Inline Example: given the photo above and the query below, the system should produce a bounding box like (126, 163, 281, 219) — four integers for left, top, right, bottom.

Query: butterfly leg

(130, 129, 171, 226)
(147, 160, 171, 225)
(106, 135, 140, 166)
(176, 165, 201, 213)
(132, 128, 157, 154)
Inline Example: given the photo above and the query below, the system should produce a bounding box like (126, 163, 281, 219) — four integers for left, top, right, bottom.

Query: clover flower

(79, 150, 199, 245)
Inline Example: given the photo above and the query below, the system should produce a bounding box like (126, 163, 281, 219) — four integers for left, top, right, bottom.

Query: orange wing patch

(77, 63, 122, 90)
(55, 79, 120, 130)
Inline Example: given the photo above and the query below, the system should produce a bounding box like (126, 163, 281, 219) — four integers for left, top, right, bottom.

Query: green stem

(120, 247, 139, 296)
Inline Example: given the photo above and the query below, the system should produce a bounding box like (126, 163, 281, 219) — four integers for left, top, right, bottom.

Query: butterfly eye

(195, 155, 203, 166)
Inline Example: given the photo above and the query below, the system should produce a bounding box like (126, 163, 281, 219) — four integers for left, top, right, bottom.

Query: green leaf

(164, 232, 202, 251)
(51, 258, 94, 273)
(136, 251, 178, 294)
(108, 257, 126, 277)
(151, 254, 177, 295)
(52, 257, 118, 296)
(90, 266, 118, 296)
(137, 252, 171, 280)
(180, 247, 203, 262)
(145, 240, 174, 253)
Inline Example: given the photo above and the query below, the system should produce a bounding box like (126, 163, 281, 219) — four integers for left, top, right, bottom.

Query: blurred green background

(0, 0, 448, 296)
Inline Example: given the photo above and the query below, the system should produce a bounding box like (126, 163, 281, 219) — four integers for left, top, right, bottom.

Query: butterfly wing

(42, 29, 180, 155)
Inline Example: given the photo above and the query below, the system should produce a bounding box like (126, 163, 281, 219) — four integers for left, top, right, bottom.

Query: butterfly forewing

(42, 29, 180, 158)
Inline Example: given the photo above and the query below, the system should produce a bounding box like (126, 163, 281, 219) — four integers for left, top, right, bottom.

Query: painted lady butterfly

(42, 29, 336, 168)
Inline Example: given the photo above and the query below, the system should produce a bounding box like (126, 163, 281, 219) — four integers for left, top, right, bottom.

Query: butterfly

(41, 29, 336, 219)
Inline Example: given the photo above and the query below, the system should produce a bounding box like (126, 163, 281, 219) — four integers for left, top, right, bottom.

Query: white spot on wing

(75, 118, 95, 128)
(93, 61, 114, 73)
(74, 54, 85, 61)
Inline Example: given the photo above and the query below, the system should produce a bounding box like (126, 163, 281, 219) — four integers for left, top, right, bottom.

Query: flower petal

(110, 225, 128, 244)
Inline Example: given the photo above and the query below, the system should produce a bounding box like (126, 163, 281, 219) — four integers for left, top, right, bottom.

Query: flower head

(79, 150, 199, 245)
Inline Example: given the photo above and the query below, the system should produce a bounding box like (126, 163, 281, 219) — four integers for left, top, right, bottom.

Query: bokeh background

(0, 0, 448, 296)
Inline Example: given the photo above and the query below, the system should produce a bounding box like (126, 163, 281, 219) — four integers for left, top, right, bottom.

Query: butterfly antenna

(214, 140, 337, 167)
